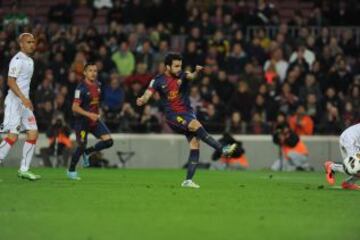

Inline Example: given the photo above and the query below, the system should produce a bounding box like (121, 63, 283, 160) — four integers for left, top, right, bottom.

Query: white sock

(0, 138, 14, 161)
(331, 163, 345, 173)
(20, 140, 36, 172)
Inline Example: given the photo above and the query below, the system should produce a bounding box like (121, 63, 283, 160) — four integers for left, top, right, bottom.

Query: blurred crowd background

(0, 0, 360, 135)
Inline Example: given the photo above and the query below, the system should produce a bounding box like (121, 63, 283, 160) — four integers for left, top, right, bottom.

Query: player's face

(20, 35, 36, 55)
(84, 65, 98, 81)
(169, 60, 182, 77)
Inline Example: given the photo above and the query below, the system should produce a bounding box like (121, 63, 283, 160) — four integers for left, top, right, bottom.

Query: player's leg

(18, 108, 40, 180)
(342, 176, 360, 190)
(181, 136, 200, 188)
(0, 99, 21, 162)
(324, 140, 348, 185)
(68, 129, 88, 180)
(0, 133, 18, 162)
(188, 119, 237, 157)
(83, 121, 113, 167)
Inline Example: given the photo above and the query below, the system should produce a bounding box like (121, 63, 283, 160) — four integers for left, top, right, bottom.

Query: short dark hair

(84, 62, 97, 70)
(164, 52, 182, 67)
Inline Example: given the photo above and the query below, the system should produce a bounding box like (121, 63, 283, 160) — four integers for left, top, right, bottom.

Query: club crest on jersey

(167, 90, 179, 100)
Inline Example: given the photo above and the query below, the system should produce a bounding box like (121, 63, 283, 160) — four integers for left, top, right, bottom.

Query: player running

(0, 33, 40, 180)
(67, 62, 113, 180)
(137, 53, 237, 188)
(325, 123, 360, 190)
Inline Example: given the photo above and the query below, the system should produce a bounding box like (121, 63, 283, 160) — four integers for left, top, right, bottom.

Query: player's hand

(136, 97, 146, 106)
(21, 98, 33, 111)
(88, 113, 100, 122)
(195, 65, 203, 72)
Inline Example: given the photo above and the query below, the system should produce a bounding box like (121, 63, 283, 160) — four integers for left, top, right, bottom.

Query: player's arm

(185, 65, 203, 80)
(72, 101, 99, 122)
(136, 89, 154, 106)
(7, 77, 32, 109)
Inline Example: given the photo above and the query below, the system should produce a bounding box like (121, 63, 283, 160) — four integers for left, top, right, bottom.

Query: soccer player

(0, 33, 40, 180)
(325, 123, 360, 190)
(137, 53, 237, 188)
(67, 63, 113, 180)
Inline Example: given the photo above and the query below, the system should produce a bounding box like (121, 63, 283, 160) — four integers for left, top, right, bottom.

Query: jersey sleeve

(73, 85, 83, 104)
(8, 57, 22, 78)
(147, 78, 160, 93)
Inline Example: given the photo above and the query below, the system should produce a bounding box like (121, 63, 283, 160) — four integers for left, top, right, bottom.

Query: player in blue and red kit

(137, 53, 237, 188)
(67, 63, 113, 180)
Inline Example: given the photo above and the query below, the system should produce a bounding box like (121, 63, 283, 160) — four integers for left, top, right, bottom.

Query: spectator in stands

(226, 42, 248, 75)
(135, 39, 154, 72)
(304, 93, 322, 126)
(328, 57, 353, 95)
(138, 105, 161, 133)
(112, 41, 135, 77)
(264, 47, 288, 83)
(125, 62, 153, 88)
(319, 102, 343, 134)
(275, 82, 298, 114)
(226, 111, 245, 134)
(214, 70, 234, 104)
(239, 62, 263, 94)
(48, 0, 73, 24)
(183, 40, 205, 70)
(298, 73, 322, 101)
(3, 3, 29, 26)
(288, 104, 314, 136)
(230, 81, 253, 122)
(289, 43, 315, 69)
(201, 103, 224, 134)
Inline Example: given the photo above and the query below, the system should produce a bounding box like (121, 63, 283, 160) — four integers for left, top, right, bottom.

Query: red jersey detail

(165, 76, 187, 113)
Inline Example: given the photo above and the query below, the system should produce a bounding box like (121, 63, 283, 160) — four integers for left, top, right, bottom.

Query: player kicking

(325, 123, 360, 190)
(0, 33, 40, 180)
(137, 53, 237, 188)
(67, 62, 113, 180)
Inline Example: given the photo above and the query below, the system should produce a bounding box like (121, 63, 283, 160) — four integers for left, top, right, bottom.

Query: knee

(5, 134, 18, 144)
(27, 130, 38, 141)
(189, 138, 200, 149)
(188, 120, 201, 132)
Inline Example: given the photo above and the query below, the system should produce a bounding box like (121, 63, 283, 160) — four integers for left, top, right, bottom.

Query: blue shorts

(166, 112, 198, 141)
(73, 120, 111, 145)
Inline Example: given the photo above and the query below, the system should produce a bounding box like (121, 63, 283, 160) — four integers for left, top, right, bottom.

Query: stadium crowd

(0, 0, 359, 135)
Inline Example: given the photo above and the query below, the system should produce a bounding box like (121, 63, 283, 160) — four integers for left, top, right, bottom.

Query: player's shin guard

(85, 139, 113, 154)
(69, 146, 85, 172)
(20, 140, 36, 172)
(186, 149, 200, 180)
(195, 127, 222, 151)
(0, 138, 16, 161)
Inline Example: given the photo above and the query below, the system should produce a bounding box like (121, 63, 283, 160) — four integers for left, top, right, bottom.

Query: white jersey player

(0, 33, 40, 180)
(325, 123, 360, 190)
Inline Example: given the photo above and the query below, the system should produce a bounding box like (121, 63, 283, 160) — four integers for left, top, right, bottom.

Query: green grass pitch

(0, 168, 359, 240)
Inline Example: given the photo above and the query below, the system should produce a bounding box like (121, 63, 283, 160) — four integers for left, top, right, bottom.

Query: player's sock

(20, 140, 36, 172)
(331, 162, 346, 173)
(195, 127, 222, 151)
(345, 175, 359, 184)
(85, 139, 113, 154)
(0, 138, 16, 160)
(69, 147, 84, 172)
(186, 149, 200, 180)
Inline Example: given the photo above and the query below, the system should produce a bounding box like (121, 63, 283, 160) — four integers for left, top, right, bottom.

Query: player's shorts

(1, 96, 37, 134)
(339, 132, 360, 160)
(73, 120, 111, 145)
(166, 112, 198, 141)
